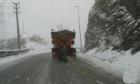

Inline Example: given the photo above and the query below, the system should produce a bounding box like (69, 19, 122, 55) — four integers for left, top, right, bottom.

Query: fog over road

(0, 53, 124, 84)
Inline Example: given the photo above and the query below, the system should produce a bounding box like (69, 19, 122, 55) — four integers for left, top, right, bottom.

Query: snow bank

(0, 47, 50, 66)
(0, 48, 30, 57)
(78, 48, 140, 84)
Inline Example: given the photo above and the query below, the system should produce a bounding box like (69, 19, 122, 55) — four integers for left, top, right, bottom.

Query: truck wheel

(52, 48, 58, 59)
(71, 48, 76, 56)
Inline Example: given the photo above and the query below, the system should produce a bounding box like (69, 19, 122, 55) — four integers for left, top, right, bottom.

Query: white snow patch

(78, 48, 140, 84)
(123, 66, 138, 84)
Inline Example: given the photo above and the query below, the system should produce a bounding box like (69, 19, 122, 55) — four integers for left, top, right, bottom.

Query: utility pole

(13, 2, 21, 49)
(75, 6, 83, 50)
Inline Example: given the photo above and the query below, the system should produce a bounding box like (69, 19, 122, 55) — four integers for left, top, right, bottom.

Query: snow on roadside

(0, 45, 51, 66)
(78, 48, 140, 84)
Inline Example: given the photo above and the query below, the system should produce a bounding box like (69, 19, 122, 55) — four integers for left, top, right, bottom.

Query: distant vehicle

(51, 29, 76, 61)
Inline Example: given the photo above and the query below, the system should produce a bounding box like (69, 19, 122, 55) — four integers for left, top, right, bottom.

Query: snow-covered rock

(85, 0, 140, 53)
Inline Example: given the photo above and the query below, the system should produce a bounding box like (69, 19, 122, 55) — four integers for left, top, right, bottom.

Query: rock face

(85, 0, 140, 53)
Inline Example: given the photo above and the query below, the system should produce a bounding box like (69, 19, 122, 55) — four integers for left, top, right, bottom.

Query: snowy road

(0, 53, 125, 84)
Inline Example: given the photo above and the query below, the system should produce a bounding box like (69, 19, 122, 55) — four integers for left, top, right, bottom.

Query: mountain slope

(85, 0, 140, 54)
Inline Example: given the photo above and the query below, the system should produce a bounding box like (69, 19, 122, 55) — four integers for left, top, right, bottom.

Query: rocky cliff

(85, 0, 140, 54)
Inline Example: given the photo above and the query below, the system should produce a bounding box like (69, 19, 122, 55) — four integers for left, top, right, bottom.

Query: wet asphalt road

(0, 53, 125, 84)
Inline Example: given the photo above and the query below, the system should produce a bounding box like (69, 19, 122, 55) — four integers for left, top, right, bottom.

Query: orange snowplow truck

(51, 29, 76, 61)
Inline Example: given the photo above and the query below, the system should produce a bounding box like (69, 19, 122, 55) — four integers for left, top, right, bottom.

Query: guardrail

(0, 48, 30, 57)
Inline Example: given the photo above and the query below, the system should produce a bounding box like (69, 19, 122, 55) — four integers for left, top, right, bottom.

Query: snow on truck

(51, 29, 76, 61)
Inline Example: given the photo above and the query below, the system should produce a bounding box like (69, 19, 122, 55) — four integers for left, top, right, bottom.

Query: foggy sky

(0, 0, 95, 47)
